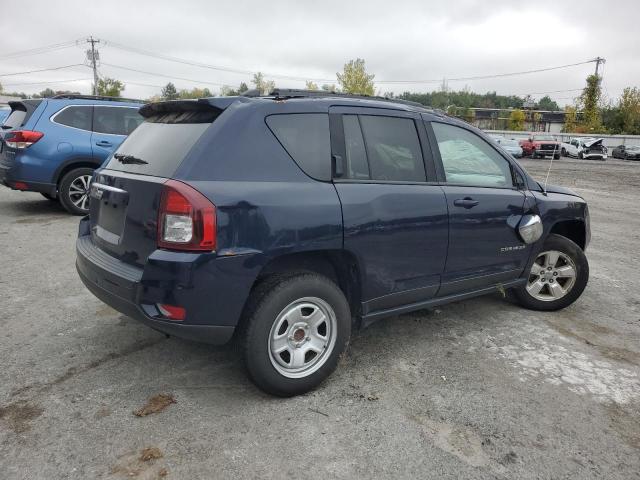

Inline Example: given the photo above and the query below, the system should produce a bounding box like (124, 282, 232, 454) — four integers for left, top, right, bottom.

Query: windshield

(627, 146, 640, 151)
(533, 135, 556, 141)
(501, 139, 520, 147)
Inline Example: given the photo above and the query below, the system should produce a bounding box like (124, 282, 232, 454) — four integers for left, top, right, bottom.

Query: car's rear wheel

(240, 273, 351, 396)
(560, 148, 566, 157)
(59, 168, 93, 215)
(513, 234, 588, 311)
(578, 151, 584, 159)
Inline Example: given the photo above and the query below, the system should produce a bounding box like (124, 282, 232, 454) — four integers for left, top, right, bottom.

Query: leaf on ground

(133, 394, 176, 417)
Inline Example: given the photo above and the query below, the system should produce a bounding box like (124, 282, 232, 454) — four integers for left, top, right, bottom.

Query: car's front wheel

(241, 273, 351, 396)
(513, 234, 589, 311)
(59, 167, 94, 215)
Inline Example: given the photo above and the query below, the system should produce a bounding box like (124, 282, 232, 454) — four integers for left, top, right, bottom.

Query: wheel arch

(549, 220, 586, 250)
(250, 249, 363, 326)
(53, 157, 101, 189)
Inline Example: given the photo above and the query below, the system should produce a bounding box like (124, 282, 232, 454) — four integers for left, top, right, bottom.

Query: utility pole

(86, 36, 100, 95)
(593, 56, 606, 78)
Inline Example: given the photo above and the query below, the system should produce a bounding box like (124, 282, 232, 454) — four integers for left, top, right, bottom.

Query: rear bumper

(76, 220, 261, 345)
(0, 156, 57, 196)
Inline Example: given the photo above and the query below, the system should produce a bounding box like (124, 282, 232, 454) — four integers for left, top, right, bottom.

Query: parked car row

(0, 95, 143, 214)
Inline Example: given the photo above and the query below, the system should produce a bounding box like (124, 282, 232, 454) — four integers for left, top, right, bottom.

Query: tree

(96, 77, 125, 97)
(618, 87, 640, 134)
(38, 88, 56, 98)
(508, 109, 526, 131)
(321, 84, 338, 92)
(562, 106, 578, 133)
(178, 87, 212, 99)
(337, 58, 375, 96)
(252, 72, 275, 95)
(238, 82, 249, 94)
(161, 82, 178, 100)
(578, 74, 604, 132)
(537, 95, 560, 111)
(305, 81, 319, 90)
(0, 81, 3, 93)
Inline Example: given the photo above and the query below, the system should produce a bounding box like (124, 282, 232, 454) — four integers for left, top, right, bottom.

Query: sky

(0, 0, 638, 106)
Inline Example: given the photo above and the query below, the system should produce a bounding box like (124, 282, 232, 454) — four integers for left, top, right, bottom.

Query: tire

(578, 152, 584, 159)
(58, 167, 94, 215)
(554, 154, 560, 160)
(240, 273, 351, 397)
(512, 234, 589, 311)
(560, 148, 566, 157)
(531, 151, 538, 159)
(40, 192, 57, 201)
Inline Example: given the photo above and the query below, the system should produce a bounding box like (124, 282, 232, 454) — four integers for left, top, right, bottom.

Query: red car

(520, 134, 561, 159)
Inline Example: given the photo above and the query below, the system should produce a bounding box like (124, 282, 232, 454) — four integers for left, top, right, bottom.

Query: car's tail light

(157, 179, 216, 251)
(157, 303, 186, 321)
(4, 130, 44, 149)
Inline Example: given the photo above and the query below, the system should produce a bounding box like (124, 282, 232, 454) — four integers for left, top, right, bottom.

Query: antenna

(542, 143, 557, 194)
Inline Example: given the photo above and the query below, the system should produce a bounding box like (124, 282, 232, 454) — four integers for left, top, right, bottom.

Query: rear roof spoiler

(139, 97, 251, 118)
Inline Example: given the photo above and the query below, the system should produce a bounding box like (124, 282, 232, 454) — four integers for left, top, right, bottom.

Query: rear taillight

(5, 130, 44, 149)
(157, 179, 216, 251)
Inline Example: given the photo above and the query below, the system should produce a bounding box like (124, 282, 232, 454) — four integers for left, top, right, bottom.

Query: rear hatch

(0, 100, 43, 165)
(89, 101, 221, 267)
(583, 138, 605, 153)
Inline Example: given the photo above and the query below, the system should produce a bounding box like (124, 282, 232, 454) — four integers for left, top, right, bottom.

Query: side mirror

(528, 137, 533, 142)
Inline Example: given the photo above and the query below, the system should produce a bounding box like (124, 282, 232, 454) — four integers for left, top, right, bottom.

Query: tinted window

(342, 115, 369, 179)
(93, 106, 143, 135)
(359, 115, 425, 182)
(104, 121, 209, 177)
(431, 122, 513, 188)
(266, 114, 331, 181)
(53, 106, 92, 131)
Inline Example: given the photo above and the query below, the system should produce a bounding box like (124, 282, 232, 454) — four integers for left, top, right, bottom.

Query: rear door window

(266, 113, 331, 181)
(104, 113, 212, 177)
(53, 106, 92, 131)
(93, 106, 143, 135)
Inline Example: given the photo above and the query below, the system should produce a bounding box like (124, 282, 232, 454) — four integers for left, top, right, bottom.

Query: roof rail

(241, 88, 432, 111)
(51, 94, 146, 103)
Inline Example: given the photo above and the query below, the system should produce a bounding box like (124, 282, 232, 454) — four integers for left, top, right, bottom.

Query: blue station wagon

(0, 95, 143, 214)
(76, 90, 590, 396)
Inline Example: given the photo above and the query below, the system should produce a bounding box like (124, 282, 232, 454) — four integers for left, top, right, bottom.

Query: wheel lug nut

(540, 270, 545, 275)
(547, 267, 552, 271)
(549, 279, 554, 283)
(553, 272, 558, 276)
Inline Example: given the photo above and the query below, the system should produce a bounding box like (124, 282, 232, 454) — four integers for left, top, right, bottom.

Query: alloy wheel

(68, 174, 92, 211)
(526, 250, 577, 302)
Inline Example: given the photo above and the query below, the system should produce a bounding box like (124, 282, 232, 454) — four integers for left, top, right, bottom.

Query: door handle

(95, 140, 112, 147)
(453, 197, 479, 208)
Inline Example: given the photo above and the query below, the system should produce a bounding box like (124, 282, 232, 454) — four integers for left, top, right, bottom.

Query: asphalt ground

(0, 156, 639, 479)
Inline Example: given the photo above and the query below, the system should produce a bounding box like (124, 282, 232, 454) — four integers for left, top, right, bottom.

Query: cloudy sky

(0, 0, 638, 106)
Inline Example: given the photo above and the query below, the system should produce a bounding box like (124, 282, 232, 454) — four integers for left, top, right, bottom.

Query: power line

(2, 77, 91, 87)
(103, 39, 336, 83)
(87, 36, 100, 95)
(0, 40, 80, 60)
(101, 62, 226, 87)
(377, 60, 599, 84)
(0, 64, 86, 77)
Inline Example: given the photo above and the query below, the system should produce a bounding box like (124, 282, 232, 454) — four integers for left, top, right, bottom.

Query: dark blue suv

(0, 95, 143, 214)
(76, 90, 590, 396)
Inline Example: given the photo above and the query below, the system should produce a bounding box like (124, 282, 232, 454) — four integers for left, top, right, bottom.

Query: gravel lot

(1, 157, 639, 479)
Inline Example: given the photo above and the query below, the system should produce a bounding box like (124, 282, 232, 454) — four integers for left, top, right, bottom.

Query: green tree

(0, 81, 3, 93)
(321, 84, 338, 92)
(161, 82, 178, 100)
(562, 106, 578, 133)
(238, 82, 249, 94)
(178, 87, 212, 99)
(96, 77, 125, 97)
(305, 80, 319, 90)
(252, 72, 275, 95)
(508, 109, 526, 131)
(336, 58, 375, 96)
(578, 74, 604, 132)
(537, 95, 560, 111)
(618, 87, 640, 134)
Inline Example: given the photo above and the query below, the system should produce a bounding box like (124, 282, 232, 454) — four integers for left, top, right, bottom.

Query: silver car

(492, 137, 523, 158)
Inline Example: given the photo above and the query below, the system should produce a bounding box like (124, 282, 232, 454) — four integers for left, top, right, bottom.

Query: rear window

(266, 113, 331, 181)
(2, 100, 42, 129)
(104, 114, 211, 177)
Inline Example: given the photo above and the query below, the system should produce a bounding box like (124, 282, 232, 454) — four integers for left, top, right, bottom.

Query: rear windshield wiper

(114, 153, 148, 165)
